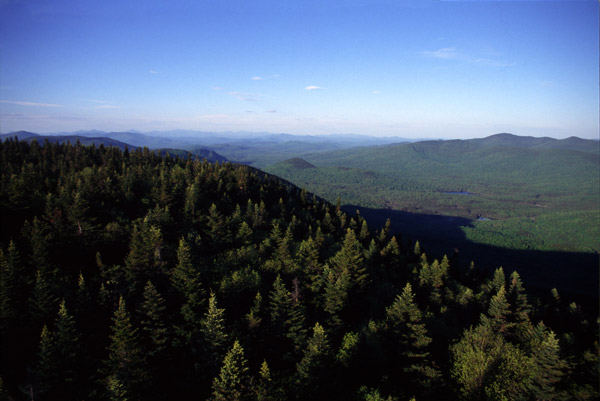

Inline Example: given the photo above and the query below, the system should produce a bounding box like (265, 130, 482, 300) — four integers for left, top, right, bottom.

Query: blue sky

(0, 0, 598, 139)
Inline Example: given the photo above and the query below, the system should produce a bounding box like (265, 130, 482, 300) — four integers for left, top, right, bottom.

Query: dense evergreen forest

(0, 139, 597, 401)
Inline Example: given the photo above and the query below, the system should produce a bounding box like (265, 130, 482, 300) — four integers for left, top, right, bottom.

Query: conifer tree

(489, 267, 505, 295)
(507, 271, 532, 342)
(359, 219, 370, 242)
(211, 340, 250, 401)
(172, 238, 205, 350)
(29, 269, 57, 325)
(296, 322, 331, 395)
(268, 275, 307, 358)
(322, 267, 350, 331)
(246, 291, 263, 330)
(140, 281, 169, 358)
(451, 324, 532, 401)
(124, 219, 164, 291)
(384, 282, 438, 390)
(480, 285, 513, 336)
(336, 331, 360, 367)
(0, 241, 25, 322)
(53, 300, 81, 388)
(201, 292, 230, 376)
(255, 360, 284, 401)
(31, 325, 56, 399)
(330, 228, 367, 291)
(74, 272, 91, 318)
(103, 296, 148, 399)
(413, 241, 421, 256)
(529, 323, 568, 401)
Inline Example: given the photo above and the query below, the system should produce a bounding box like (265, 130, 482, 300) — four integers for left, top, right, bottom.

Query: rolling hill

(265, 134, 599, 299)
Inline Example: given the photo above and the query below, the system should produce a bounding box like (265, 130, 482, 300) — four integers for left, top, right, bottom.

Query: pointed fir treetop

(211, 340, 250, 401)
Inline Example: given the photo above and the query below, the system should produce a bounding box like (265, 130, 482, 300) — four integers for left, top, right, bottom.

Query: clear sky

(0, 0, 598, 139)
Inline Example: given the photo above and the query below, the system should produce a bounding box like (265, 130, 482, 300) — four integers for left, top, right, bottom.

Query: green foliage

(336, 331, 359, 367)
(211, 340, 250, 401)
(0, 140, 595, 401)
(103, 297, 148, 399)
(140, 281, 169, 357)
(201, 293, 230, 375)
(451, 324, 533, 401)
(264, 137, 600, 256)
(296, 322, 331, 395)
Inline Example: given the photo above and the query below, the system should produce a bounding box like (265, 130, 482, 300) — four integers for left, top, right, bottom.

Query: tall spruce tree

(384, 282, 439, 393)
(296, 322, 331, 396)
(140, 280, 169, 358)
(211, 340, 250, 401)
(200, 292, 230, 377)
(330, 229, 367, 291)
(103, 296, 148, 399)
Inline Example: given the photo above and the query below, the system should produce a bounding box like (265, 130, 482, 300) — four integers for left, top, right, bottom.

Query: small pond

(443, 191, 475, 195)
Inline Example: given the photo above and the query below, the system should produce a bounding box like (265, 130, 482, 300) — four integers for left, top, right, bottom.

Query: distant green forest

(265, 134, 600, 255)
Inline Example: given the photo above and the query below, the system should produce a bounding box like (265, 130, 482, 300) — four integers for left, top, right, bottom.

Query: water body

(443, 191, 475, 195)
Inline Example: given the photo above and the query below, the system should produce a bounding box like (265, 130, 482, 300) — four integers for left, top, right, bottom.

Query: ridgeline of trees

(0, 138, 597, 401)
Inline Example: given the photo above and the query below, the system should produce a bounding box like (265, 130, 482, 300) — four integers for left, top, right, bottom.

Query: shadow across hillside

(344, 205, 599, 310)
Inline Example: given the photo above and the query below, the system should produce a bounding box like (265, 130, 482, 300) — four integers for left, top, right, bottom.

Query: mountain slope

(265, 133, 599, 256)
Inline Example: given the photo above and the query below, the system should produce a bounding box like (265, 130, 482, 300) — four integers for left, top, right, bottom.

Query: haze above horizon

(1, 0, 598, 140)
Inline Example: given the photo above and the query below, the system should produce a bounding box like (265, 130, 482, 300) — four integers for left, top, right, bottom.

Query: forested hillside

(0, 139, 597, 400)
(265, 135, 600, 293)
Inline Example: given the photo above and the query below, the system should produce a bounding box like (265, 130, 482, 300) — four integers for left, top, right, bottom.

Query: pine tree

(296, 322, 331, 395)
(296, 237, 324, 304)
(103, 296, 148, 399)
(172, 238, 205, 350)
(53, 300, 81, 388)
(140, 281, 169, 358)
(322, 267, 350, 331)
(255, 360, 284, 401)
(201, 292, 230, 376)
(336, 331, 359, 367)
(124, 219, 165, 293)
(330, 228, 368, 291)
(74, 272, 91, 318)
(529, 323, 568, 400)
(31, 325, 56, 399)
(507, 271, 532, 342)
(0, 241, 25, 322)
(384, 282, 438, 390)
(268, 275, 307, 359)
(29, 269, 57, 325)
(211, 340, 250, 401)
(481, 285, 514, 336)
(246, 291, 263, 330)
(489, 266, 505, 295)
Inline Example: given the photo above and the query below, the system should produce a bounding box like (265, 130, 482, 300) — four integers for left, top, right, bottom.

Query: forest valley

(0, 139, 598, 401)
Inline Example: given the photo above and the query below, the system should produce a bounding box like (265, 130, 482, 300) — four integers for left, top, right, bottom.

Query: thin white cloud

(229, 92, 260, 102)
(421, 47, 513, 67)
(305, 85, 323, 91)
(0, 99, 61, 107)
(372, 90, 381, 94)
(149, 69, 160, 74)
(421, 47, 459, 60)
(96, 105, 120, 109)
(251, 74, 280, 81)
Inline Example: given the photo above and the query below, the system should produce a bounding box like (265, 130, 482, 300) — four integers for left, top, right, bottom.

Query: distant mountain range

(0, 131, 228, 163)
